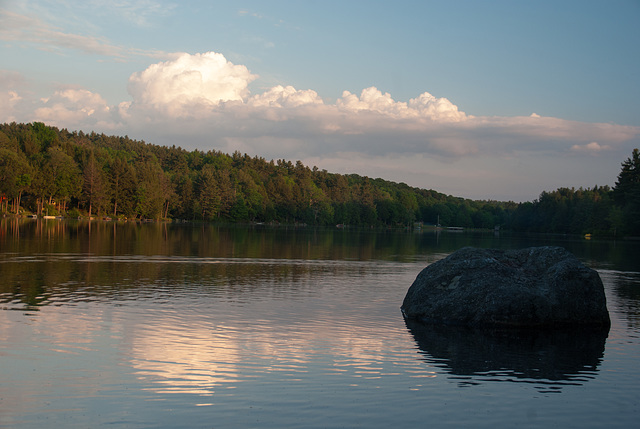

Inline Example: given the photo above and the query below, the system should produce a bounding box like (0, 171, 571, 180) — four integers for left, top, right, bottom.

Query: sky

(1, 0, 639, 202)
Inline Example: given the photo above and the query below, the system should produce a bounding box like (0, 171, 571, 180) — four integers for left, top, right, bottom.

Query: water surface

(1, 219, 639, 428)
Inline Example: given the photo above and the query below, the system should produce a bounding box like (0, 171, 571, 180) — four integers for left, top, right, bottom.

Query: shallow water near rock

(1, 219, 639, 428)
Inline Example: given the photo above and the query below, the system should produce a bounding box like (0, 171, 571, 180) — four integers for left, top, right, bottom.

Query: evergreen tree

(613, 148, 640, 235)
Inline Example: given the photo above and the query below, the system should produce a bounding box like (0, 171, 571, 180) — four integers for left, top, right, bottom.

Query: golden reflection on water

(130, 320, 241, 397)
(126, 318, 418, 397)
(121, 277, 435, 398)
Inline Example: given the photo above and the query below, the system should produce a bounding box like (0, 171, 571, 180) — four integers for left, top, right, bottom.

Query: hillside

(1, 122, 636, 235)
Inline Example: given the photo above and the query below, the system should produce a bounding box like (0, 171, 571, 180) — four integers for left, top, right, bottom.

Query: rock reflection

(405, 319, 608, 392)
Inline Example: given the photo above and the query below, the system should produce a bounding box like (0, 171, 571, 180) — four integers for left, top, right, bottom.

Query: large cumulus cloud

(126, 52, 256, 117)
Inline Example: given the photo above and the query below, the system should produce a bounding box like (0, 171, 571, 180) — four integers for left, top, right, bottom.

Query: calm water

(1, 219, 639, 428)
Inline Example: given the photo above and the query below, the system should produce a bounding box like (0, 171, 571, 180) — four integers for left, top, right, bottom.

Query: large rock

(401, 246, 610, 328)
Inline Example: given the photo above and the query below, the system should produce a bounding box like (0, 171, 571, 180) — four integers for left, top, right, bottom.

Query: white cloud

(409, 92, 468, 122)
(0, 70, 25, 122)
(33, 88, 116, 130)
(337, 87, 406, 115)
(248, 85, 323, 108)
(126, 52, 257, 117)
(0, 90, 22, 121)
(571, 141, 612, 153)
(335, 87, 466, 122)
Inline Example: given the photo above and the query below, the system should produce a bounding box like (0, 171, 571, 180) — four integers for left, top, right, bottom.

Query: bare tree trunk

(15, 191, 22, 215)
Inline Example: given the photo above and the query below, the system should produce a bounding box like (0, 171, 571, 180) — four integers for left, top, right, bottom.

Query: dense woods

(1, 122, 638, 236)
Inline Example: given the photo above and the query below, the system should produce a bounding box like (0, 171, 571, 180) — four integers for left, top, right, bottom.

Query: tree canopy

(0, 122, 637, 237)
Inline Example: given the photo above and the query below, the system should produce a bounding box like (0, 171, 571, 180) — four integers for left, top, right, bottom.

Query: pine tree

(613, 148, 640, 235)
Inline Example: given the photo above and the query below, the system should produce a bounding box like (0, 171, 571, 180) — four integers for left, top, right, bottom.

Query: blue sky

(1, 0, 639, 201)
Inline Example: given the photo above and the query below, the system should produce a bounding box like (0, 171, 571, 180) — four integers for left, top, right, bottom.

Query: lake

(1, 219, 639, 428)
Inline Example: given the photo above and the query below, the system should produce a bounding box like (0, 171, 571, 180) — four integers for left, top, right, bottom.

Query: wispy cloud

(238, 8, 300, 31)
(0, 8, 168, 60)
(238, 9, 263, 19)
(89, 0, 178, 27)
(0, 71, 26, 122)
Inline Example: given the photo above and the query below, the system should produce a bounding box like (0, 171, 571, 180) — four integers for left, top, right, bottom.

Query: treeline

(0, 122, 638, 236)
(509, 148, 639, 237)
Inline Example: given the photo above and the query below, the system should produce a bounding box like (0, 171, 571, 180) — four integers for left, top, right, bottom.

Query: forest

(1, 122, 638, 237)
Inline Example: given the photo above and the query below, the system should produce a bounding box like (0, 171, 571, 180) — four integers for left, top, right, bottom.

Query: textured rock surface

(401, 246, 610, 328)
